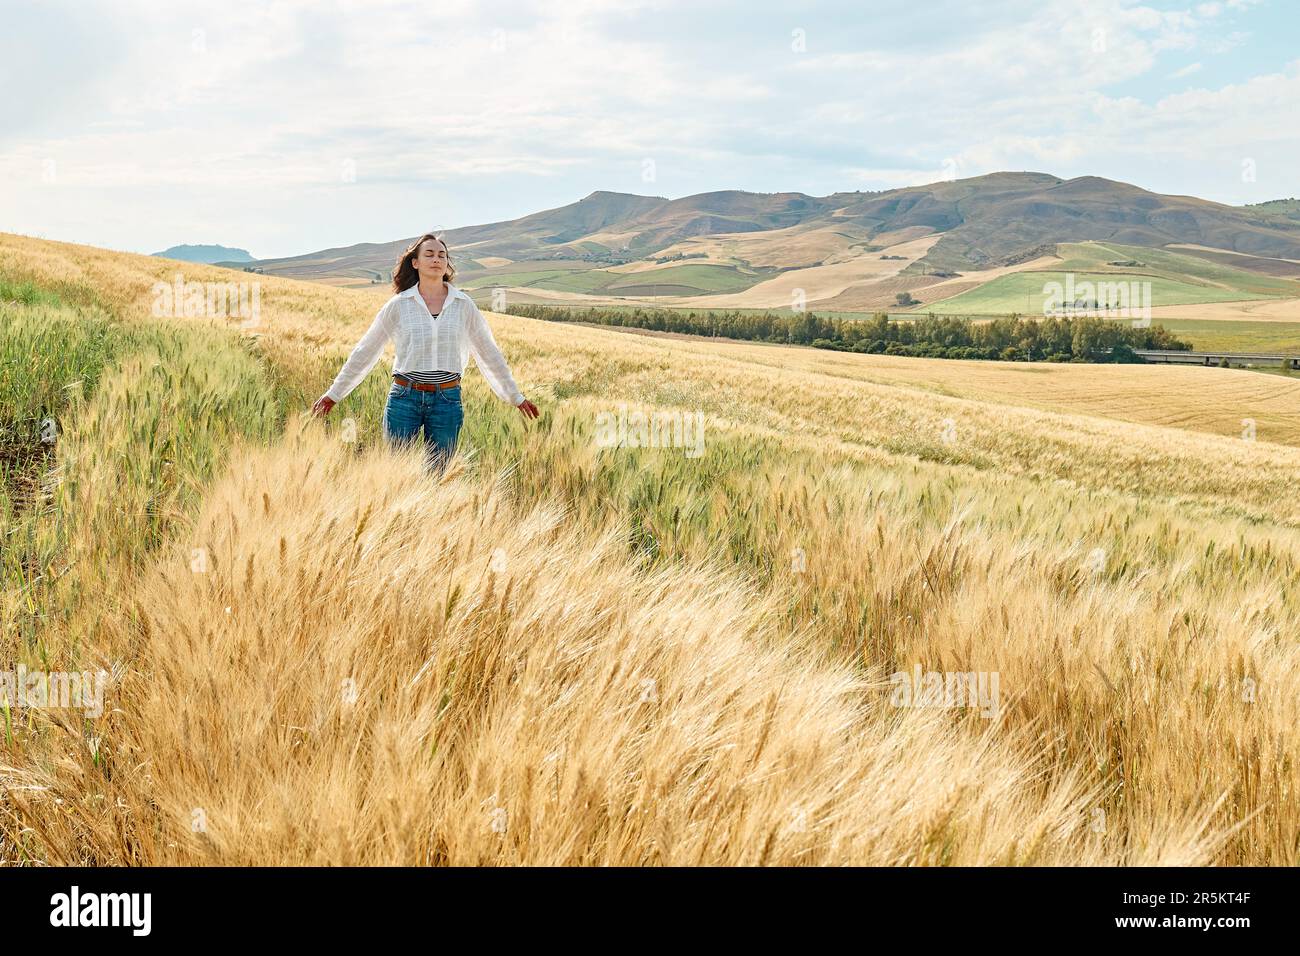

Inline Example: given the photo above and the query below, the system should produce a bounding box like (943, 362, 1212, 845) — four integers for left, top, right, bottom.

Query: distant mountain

(242, 189, 856, 284)
(153, 244, 254, 264)
(457, 189, 672, 254)
(846, 174, 1300, 270)
(242, 173, 1300, 293)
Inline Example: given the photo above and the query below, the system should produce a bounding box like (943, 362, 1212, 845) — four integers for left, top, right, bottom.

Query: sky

(2, 0, 1298, 259)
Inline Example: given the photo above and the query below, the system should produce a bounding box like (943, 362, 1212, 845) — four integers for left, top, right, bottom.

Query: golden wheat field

(2, 230, 1298, 866)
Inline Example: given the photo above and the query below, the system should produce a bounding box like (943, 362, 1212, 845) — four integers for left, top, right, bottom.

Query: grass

(464, 262, 770, 298)
(1053, 242, 1300, 297)
(924, 270, 1282, 315)
(518, 268, 625, 295)
(0, 299, 118, 522)
(602, 263, 764, 294)
(1, 230, 1298, 866)
(459, 267, 594, 290)
(0, 247, 287, 705)
(1146, 319, 1300, 353)
(1, 324, 283, 662)
(918, 241, 1300, 317)
(0, 278, 67, 307)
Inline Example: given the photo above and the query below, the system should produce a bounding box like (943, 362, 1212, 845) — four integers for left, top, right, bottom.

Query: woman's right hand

(311, 395, 336, 417)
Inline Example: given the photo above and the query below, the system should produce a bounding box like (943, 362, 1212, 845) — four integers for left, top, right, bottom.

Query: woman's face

(413, 239, 449, 282)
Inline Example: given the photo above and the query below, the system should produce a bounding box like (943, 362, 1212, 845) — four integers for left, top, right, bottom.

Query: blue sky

(2, 0, 1297, 258)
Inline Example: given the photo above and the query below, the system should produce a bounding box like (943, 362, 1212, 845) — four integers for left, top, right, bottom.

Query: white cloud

(0, 0, 1294, 255)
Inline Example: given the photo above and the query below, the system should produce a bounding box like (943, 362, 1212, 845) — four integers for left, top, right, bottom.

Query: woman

(311, 233, 538, 468)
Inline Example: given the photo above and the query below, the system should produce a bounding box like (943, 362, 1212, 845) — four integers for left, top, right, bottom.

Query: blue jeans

(382, 382, 464, 471)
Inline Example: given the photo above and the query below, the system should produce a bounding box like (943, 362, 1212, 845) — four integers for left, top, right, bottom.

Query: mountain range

(218, 172, 1300, 317)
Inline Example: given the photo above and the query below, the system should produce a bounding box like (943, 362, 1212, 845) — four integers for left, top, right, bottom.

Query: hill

(875, 174, 1300, 271)
(153, 243, 254, 264)
(234, 175, 1300, 327)
(1245, 198, 1300, 225)
(3, 230, 1299, 865)
(252, 173, 1300, 277)
(919, 240, 1300, 315)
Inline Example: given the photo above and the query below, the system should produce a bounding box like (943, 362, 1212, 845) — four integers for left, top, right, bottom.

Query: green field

(1054, 242, 1300, 296)
(520, 268, 624, 294)
(922, 240, 1300, 316)
(1149, 319, 1300, 353)
(603, 263, 764, 294)
(459, 266, 594, 290)
(1, 288, 117, 525)
(463, 260, 771, 297)
(923, 270, 1281, 315)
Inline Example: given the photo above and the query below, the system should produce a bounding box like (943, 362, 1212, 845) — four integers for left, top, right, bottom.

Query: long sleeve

(465, 300, 525, 405)
(325, 301, 395, 402)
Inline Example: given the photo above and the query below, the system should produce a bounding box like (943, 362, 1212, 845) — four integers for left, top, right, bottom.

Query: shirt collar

(401, 282, 469, 300)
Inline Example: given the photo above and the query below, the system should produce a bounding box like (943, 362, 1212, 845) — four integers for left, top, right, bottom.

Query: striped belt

(393, 374, 461, 392)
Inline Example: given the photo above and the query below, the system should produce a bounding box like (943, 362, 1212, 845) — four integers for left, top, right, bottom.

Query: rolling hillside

(231, 174, 1300, 329)
(918, 241, 1300, 315)
(2, 230, 1300, 866)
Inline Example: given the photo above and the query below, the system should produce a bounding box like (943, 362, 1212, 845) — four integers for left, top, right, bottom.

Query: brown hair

(392, 233, 456, 293)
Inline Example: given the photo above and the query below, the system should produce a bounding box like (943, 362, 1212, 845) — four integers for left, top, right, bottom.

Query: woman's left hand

(516, 398, 539, 420)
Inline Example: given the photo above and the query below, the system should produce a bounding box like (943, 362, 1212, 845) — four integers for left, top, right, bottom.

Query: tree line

(501, 304, 1192, 362)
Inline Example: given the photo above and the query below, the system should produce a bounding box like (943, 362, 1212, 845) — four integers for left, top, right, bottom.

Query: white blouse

(325, 283, 525, 405)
